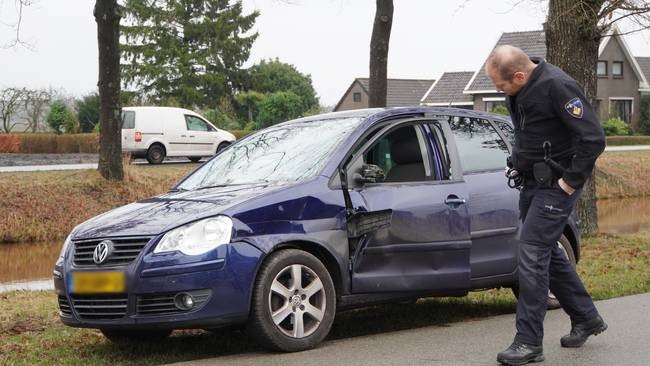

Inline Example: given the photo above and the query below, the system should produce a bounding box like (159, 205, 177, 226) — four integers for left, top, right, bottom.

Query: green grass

(1, 232, 648, 366)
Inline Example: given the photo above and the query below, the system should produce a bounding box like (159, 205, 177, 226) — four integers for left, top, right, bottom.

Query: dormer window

(353, 92, 362, 102)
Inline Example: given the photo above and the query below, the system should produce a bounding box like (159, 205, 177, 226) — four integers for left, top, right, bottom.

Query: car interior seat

(384, 127, 426, 182)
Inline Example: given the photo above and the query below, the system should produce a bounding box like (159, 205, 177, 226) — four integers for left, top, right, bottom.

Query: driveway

(169, 293, 650, 366)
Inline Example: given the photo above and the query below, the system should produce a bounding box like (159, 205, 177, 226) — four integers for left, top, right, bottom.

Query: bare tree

(1, 0, 35, 49)
(545, 0, 650, 235)
(368, 0, 394, 108)
(95, 0, 123, 180)
(0, 87, 27, 133)
(23, 88, 52, 132)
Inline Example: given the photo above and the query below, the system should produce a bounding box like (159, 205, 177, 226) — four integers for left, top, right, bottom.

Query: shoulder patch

(564, 98, 583, 119)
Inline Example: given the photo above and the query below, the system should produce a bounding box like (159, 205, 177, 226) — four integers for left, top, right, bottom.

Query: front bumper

(54, 240, 262, 330)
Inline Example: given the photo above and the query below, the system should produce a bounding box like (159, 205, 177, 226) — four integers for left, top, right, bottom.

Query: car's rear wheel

(215, 142, 230, 154)
(246, 249, 336, 352)
(511, 234, 576, 309)
(188, 157, 202, 163)
(146, 144, 166, 164)
(100, 329, 171, 343)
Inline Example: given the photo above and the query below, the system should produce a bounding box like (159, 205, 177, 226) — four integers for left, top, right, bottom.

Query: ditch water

(1, 197, 649, 293)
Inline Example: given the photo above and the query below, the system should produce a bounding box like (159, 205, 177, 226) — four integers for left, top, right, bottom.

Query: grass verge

(1, 233, 648, 366)
(0, 164, 195, 244)
(595, 151, 650, 199)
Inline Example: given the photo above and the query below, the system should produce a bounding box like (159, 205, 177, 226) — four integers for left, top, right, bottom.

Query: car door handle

(445, 195, 466, 208)
(181, 135, 187, 137)
(189, 135, 195, 138)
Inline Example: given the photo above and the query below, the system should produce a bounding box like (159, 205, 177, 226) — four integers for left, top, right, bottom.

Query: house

(333, 78, 434, 112)
(420, 71, 475, 109)
(462, 28, 650, 129)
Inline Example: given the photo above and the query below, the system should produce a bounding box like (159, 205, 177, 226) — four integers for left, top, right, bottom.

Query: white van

(121, 106, 236, 164)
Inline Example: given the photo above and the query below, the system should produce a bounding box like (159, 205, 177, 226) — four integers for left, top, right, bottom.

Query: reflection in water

(598, 197, 650, 234)
(0, 197, 648, 290)
(0, 242, 60, 283)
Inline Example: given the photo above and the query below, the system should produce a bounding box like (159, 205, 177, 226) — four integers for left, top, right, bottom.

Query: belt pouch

(532, 161, 553, 186)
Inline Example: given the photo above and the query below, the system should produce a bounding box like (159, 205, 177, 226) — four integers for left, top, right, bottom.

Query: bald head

(485, 45, 536, 81)
(485, 45, 537, 96)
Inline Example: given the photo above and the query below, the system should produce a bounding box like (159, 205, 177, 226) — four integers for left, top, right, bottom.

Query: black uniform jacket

(506, 58, 606, 190)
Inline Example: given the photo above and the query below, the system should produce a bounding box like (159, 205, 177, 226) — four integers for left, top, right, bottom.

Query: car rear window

(122, 111, 135, 129)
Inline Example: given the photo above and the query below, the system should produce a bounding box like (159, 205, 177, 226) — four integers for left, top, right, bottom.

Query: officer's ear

(513, 71, 526, 82)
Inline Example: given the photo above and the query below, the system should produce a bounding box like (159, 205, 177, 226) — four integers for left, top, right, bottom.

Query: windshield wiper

(192, 180, 271, 191)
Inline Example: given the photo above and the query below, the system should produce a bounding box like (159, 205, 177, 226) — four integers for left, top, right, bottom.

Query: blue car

(53, 107, 581, 352)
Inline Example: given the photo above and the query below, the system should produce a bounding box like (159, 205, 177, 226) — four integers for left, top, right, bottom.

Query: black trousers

(514, 180, 599, 346)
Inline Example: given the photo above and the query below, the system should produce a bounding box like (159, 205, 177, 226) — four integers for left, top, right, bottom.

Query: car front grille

(73, 237, 152, 267)
(58, 295, 72, 317)
(137, 290, 211, 316)
(69, 294, 128, 320)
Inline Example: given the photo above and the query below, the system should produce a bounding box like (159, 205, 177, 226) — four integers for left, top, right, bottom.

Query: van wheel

(188, 157, 201, 163)
(146, 144, 165, 164)
(100, 329, 171, 343)
(510, 234, 576, 310)
(216, 142, 230, 154)
(246, 249, 336, 352)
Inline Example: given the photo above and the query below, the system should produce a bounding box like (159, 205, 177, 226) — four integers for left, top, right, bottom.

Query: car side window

(185, 115, 209, 131)
(122, 111, 135, 129)
(363, 125, 432, 183)
(449, 116, 509, 173)
(494, 120, 515, 145)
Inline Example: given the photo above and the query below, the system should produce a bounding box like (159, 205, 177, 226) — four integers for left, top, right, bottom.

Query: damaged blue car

(53, 107, 581, 352)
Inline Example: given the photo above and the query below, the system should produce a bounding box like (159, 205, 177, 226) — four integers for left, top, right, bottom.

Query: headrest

(390, 127, 423, 164)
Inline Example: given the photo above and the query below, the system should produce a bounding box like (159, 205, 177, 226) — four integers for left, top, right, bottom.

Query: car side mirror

(354, 164, 385, 184)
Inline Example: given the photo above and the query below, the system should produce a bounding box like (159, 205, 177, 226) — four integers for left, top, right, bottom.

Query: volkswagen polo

(53, 107, 581, 352)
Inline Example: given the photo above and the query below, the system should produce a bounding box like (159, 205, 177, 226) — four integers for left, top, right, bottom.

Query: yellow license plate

(69, 271, 125, 294)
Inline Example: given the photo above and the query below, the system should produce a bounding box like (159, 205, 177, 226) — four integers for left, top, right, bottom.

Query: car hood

(72, 182, 287, 240)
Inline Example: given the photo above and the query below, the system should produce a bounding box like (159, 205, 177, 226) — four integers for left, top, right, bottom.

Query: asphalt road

(169, 293, 650, 366)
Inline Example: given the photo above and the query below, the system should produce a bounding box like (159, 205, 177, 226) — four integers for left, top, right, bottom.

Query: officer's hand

(505, 167, 519, 178)
(558, 178, 575, 195)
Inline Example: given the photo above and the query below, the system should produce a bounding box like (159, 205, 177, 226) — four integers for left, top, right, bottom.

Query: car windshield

(178, 117, 362, 190)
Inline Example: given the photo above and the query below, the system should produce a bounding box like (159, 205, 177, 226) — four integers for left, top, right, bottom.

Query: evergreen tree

(121, 0, 259, 108)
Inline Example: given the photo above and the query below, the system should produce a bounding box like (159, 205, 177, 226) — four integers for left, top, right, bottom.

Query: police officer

(485, 45, 607, 365)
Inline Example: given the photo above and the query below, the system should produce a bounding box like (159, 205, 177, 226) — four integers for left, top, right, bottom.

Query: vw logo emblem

(93, 240, 113, 264)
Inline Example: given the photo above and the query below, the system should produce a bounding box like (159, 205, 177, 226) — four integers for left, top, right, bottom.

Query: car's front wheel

(100, 329, 172, 343)
(246, 249, 336, 352)
(511, 234, 576, 309)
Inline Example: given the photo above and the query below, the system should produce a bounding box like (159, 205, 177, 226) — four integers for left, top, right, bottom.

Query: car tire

(146, 144, 166, 164)
(100, 329, 171, 343)
(246, 249, 336, 352)
(510, 234, 576, 310)
(215, 142, 230, 154)
(188, 157, 202, 163)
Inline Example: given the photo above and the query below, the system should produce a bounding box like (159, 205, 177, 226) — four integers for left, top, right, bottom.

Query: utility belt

(507, 141, 571, 189)
(521, 141, 572, 187)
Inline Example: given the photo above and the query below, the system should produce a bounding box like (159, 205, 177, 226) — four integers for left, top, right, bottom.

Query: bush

(640, 94, 650, 135)
(0, 134, 21, 153)
(256, 91, 303, 128)
(19, 133, 98, 153)
(602, 118, 631, 136)
(76, 93, 100, 133)
(202, 108, 241, 130)
(489, 104, 510, 116)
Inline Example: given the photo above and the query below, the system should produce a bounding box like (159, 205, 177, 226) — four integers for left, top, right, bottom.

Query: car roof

(278, 106, 511, 127)
(122, 106, 199, 114)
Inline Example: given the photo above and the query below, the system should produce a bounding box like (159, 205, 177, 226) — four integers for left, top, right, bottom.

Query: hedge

(0, 131, 252, 154)
(606, 135, 650, 146)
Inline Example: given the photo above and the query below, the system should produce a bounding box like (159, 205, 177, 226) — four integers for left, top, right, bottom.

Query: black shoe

(561, 315, 607, 348)
(497, 341, 544, 365)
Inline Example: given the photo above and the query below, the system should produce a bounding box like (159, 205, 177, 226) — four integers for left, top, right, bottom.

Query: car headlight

(154, 216, 233, 256)
(58, 233, 73, 260)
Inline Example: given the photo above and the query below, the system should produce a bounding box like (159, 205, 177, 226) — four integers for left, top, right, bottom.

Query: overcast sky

(1, 0, 649, 106)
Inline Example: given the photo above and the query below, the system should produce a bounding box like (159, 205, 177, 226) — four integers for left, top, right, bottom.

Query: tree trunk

(368, 0, 393, 108)
(95, 0, 123, 181)
(545, 0, 605, 235)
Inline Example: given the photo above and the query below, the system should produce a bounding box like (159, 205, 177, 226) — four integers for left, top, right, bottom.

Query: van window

(185, 115, 209, 131)
(122, 111, 135, 129)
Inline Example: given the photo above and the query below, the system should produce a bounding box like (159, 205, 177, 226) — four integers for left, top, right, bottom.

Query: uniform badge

(564, 98, 583, 119)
